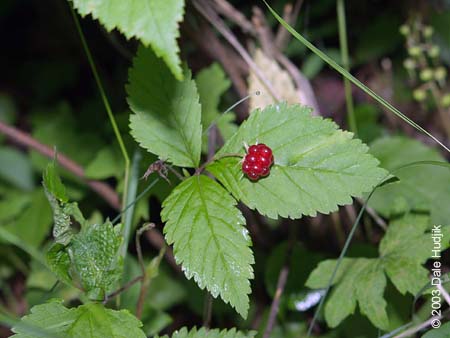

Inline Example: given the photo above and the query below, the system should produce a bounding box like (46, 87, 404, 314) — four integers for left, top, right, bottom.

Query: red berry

(256, 144, 272, 158)
(242, 143, 274, 181)
(245, 154, 258, 164)
(247, 172, 259, 180)
(248, 145, 259, 154)
(258, 155, 271, 167)
(251, 163, 264, 175)
(242, 162, 252, 174)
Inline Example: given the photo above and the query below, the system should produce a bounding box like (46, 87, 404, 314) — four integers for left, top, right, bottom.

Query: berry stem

(195, 153, 244, 175)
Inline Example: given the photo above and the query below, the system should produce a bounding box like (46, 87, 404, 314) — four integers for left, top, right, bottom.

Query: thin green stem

(69, 5, 131, 215)
(264, 1, 450, 153)
(337, 0, 357, 135)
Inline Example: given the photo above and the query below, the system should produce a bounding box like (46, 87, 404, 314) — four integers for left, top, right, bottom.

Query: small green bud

(413, 88, 427, 101)
(403, 58, 416, 70)
(434, 67, 447, 81)
(408, 46, 422, 57)
(420, 68, 434, 81)
(428, 45, 440, 58)
(399, 24, 410, 36)
(423, 26, 434, 38)
(441, 94, 450, 108)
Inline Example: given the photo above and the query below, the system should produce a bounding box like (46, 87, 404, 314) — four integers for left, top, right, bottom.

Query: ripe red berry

(248, 145, 259, 154)
(242, 143, 274, 181)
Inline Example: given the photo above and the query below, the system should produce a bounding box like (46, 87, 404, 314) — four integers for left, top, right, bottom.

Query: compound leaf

(161, 175, 254, 318)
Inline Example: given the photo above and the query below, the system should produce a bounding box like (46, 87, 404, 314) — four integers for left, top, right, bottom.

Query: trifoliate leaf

(161, 175, 254, 318)
(156, 327, 257, 338)
(11, 300, 146, 337)
(69, 221, 123, 299)
(72, 0, 184, 80)
(195, 63, 237, 153)
(306, 214, 448, 329)
(208, 103, 387, 219)
(369, 136, 450, 226)
(128, 46, 202, 168)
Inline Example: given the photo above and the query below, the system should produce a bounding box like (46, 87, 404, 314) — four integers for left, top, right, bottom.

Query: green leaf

(72, 0, 184, 80)
(195, 63, 237, 152)
(324, 258, 371, 328)
(69, 221, 123, 299)
(3, 190, 52, 247)
(208, 103, 387, 219)
(128, 46, 202, 168)
(0, 146, 34, 191)
(380, 214, 433, 295)
(306, 214, 447, 329)
(305, 258, 354, 289)
(43, 160, 68, 203)
(44, 188, 73, 246)
(156, 327, 257, 338)
(161, 175, 254, 318)
(85, 147, 124, 179)
(369, 136, 450, 226)
(355, 261, 389, 330)
(421, 321, 450, 338)
(11, 300, 146, 338)
(47, 243, 72, 285)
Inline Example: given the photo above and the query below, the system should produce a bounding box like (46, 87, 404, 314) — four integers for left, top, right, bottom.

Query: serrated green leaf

(307, 214, 448, 329)
(69, 221, 123, 299)
(47, 243, 72, 285)
(380, 214, 436, 295)
(161, 175, 254, 318)
(72, 0, 184, 80)
(355, 260, 389, 330)
(305, 258, 353, 289)
(11, 300, 146, 338)
(43, 160, 68, 202)
(369, 136, 450, 226)
(324, 258, 371, 328)
(128, 46, 202, 168)
(208, 103, 387, 219)
(195, 63, 237, 153)
(44, 189, 73, 246)
(156, 327, 257, 338)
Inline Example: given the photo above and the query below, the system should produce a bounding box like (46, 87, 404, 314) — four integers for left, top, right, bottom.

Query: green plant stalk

(119, 150, 142, 258)
(263, 1, 450, 153)
(69, 5, 131, 219)
(337, 0, 357, 135)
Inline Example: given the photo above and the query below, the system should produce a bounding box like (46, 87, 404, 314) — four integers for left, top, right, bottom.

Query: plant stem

(69, 5, 131, 221)
(0, 121, 120, 209)
(337, 0, 357, 135)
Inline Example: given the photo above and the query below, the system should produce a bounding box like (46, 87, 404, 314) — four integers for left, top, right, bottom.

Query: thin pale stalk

(337, 0, 357, 134)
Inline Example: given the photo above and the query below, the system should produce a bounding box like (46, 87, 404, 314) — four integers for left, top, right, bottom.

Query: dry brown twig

(193, 0, 282, 102)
